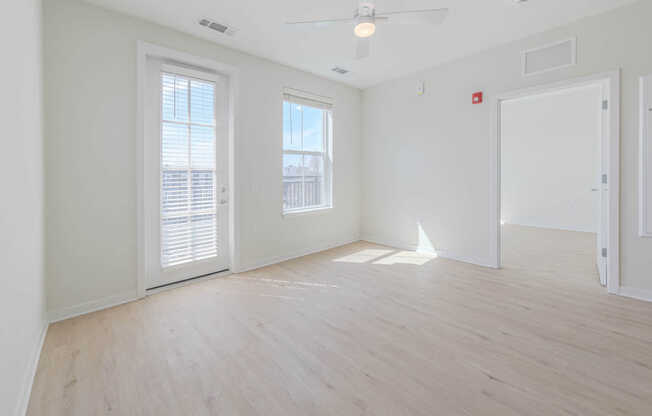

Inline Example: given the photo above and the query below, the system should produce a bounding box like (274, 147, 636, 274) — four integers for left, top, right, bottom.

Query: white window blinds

(160, 71, 218, 267)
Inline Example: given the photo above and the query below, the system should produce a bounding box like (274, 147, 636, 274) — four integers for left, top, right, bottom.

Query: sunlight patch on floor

(333, 247, 436, 266)
(333, 249, 394, 263)
(372, 250, 437, 266)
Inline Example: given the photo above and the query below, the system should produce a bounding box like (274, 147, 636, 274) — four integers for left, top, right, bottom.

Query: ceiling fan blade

(285, 17, 354, 27)
(355, 37, 370, 60)
(377, 8, 449, 25)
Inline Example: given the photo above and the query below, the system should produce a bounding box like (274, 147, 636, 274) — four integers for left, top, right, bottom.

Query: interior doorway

(491, 71, 620, 293)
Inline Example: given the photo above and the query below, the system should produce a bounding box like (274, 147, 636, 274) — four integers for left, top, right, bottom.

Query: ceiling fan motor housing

(357, 2, 376, 18)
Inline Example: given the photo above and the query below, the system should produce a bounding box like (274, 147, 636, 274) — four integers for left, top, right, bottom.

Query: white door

(145, 59, 229, 289)
(596, 82, 608, 286)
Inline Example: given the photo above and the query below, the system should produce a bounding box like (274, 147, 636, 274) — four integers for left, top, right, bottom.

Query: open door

(596, 81, 609, 286)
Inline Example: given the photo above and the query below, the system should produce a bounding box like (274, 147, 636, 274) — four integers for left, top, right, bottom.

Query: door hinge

(601, 248, 607, 258)
(602, 174, 608, 184)
(602, 100, 608, 110)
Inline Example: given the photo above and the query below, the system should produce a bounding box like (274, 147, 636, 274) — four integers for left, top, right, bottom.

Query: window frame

(281, 89, 333, 216)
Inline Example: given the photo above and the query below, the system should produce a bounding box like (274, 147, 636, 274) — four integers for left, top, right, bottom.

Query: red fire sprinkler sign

(472, 92, 483, 104)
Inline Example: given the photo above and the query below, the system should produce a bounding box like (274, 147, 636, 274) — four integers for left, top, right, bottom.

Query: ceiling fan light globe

(354, 22, 376, 38)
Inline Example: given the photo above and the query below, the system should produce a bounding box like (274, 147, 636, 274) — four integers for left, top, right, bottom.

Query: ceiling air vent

(199, 18, 238, 36)
(331, 67, 349, 75)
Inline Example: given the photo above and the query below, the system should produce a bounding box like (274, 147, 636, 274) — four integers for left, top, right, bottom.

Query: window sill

(282, 206, 333, 218)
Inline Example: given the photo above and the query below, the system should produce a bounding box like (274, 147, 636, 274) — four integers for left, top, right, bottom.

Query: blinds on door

(160, 71, 218, 267)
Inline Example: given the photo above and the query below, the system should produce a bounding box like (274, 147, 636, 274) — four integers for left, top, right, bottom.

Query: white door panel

(145, 58, 229, 289)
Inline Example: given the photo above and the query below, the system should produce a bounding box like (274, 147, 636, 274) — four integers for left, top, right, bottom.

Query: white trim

(137, 41, 239, 298)
(281, 92, 333, 216)
(160, 63, 222, 83)
(236, 238, 358, 273)
(639, 75, 652, 237)
(521, 37, 577, 77)
(48, 290, 139, 323)
(618, 286, 652, 303)
(491, 70, 621, 294)
(361, 234, 497, 269)
(282, 205, 333, 217)
(14, 322, 48, 416)
(282, 87, 334, 107)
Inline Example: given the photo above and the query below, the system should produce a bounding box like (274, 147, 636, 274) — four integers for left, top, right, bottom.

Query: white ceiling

(83, 0, 637, 88)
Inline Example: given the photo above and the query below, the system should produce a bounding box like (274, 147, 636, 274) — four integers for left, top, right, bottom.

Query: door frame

(489, 70, 620, 294)
(136, 41, 239, 298)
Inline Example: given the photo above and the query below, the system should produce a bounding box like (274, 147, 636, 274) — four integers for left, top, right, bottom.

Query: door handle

(591, 188, 599, 192)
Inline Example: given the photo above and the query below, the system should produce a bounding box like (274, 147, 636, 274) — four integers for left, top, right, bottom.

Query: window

(160, 71, 218, 267)
(282, 90, 333, 213)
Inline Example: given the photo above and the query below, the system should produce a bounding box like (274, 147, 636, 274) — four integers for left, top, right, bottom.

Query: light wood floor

(28, 225, 652, 415)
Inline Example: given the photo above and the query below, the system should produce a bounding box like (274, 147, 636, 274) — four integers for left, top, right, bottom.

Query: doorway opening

(137, 42, 238, 297)
(491, 71, 620, 293)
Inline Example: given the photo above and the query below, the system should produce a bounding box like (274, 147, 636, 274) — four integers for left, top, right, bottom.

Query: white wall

(362, 0, 652, 290)
(501, 85, 602, 233)
(44, 0, 361, 315)
(0, 0, 47, 415)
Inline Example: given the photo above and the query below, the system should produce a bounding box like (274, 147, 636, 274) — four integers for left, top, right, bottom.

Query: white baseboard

(236, 237, 360, 273)
(361, 234, 497, 269)
(618, 286, 652, 303)
(48, 238, 359, 322)
(14, 321, 48, 416)
(48, 290, 139, 323)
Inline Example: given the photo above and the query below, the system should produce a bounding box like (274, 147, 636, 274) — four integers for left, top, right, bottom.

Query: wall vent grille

(522, 38, 576, 77)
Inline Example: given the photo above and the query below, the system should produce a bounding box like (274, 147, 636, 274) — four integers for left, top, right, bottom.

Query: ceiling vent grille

(199, 18, 238, 36)
(331, 67, 350, 75)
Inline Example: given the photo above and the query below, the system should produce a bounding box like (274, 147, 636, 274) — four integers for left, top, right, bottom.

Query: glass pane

(191, 170, 215, 211)
(283, 153, 303, 210)
(161, 216, 191, 266)
(161, 74, 189, 122)
(161, 122, 188, 168)
(190, 79, 215, 125)
(282, 101, 302, 151)
(160, 72, 220, 269)
(190, 125, 215, 169)
(191, 214, 217, 261)
(302, 106, 324, 152)
(161, 170, 188, 215)
(303, 155, 324, 207)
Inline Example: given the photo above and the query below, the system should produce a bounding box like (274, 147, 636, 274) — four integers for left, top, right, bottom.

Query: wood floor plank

(27, 225, 652, 415)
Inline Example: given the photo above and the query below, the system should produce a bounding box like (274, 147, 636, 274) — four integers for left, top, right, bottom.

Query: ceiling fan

(286, 2, 449, 59)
